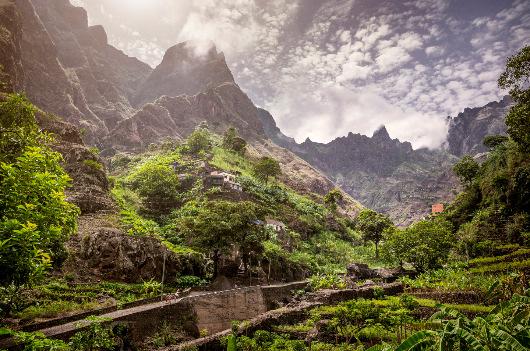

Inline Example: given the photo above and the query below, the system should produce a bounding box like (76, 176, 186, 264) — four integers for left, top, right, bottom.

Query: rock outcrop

(445, 96, 512, 157)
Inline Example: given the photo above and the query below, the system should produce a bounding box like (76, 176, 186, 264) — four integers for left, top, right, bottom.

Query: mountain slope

(445, 96, 512, 157)
(258, 110, 459, 225)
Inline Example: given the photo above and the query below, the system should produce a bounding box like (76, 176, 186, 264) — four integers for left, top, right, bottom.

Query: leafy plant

(69, 316, 117, 351)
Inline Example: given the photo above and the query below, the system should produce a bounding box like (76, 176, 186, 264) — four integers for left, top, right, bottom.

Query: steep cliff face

(446, 96, 512, 157)
(0, 0, 24, 93)
(31, 0, 151, 132)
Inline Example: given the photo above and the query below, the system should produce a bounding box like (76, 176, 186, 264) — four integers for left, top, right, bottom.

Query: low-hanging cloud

(268, 84, 448, 149)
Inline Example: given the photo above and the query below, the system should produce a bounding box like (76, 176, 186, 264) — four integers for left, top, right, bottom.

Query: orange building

(432, 203, 444, 215)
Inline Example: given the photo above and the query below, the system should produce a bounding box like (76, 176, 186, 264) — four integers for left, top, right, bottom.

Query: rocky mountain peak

(372, 125, 390, 141)
(133, 40, 235, 107)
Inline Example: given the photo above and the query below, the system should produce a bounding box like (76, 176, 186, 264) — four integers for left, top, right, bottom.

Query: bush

(382, 218, 454, 272)
(82, 159, 103, 171)
(0, 95, 79, 314)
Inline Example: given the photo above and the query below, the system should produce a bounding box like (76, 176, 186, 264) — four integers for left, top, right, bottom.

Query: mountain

(258, 116, 459, 225)
(132, 41, 235, 107)
(445, 96, 512, 157)
(0, 0, 355, 202)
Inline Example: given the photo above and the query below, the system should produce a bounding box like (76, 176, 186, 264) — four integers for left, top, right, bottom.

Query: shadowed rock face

(445, 96, 512, 157)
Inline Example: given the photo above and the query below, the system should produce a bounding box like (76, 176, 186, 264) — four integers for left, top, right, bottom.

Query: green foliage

(309, 274, 347, 290)
(0, 95, 79, 314)
(184, 126, 212, 155)
(222, 127, 247, 155)
(356, 209, 394, 259)
(171, 200, 267, 277)
(499, 45, 530, 151)
(382, 218, 454, 272)
(324, 189, 344, 211)
(82, 159, 103, 171)
(445, 138, 530, 245)
(0, 94, 38, 162)
(111, 185, 160, 236)
(1, 328, 70, 351)
(141, 279, 162, 297)
(453, 155, 479, 186)
(390, 293, 530, 351)
(127, 161, 182, 214)
(69, 316, 117, 351)
(175, 275, 209, 289)
(483, 135, 509, 150)
(253, 156, 281, 183)
(400, 266, 500, 294)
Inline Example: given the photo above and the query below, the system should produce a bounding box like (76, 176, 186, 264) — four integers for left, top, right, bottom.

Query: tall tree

(173, 200, 266, 277)
(253, 156, 281, 184)
(324, 189, 344, 212)
(453, 155, 479, 187)
(222, 127, 247, 155)
(356, 209, 393, 259)
(499, 45, 530, 151)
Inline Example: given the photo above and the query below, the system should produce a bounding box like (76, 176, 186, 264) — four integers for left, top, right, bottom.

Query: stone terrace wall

(0, 282, 308, 349)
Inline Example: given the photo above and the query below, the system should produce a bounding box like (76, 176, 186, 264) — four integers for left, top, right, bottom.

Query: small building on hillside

(205, 171, 242, 192)
(265, 219, 287, 232)
(432, 203, 444, 215)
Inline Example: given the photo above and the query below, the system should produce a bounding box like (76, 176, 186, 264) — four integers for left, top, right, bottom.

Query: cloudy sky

(71, 0, 530, 149)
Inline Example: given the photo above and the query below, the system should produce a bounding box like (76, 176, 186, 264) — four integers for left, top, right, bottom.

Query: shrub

(82, 159, 103, 171)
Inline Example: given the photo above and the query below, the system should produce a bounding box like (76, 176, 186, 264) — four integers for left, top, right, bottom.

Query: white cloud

(376, 46, 412, 73)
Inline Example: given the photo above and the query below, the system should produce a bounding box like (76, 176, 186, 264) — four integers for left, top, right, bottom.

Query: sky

(70, 0, 530, 149)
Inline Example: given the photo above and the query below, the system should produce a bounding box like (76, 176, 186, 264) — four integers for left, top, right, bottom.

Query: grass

(14, 300, 110, 320)
(210, 146, 254, 177)
(414, 298, 493, 314)
(401, 267, 500, 293)
(469, 259, 530, 273)
(468, 248, 530, 267)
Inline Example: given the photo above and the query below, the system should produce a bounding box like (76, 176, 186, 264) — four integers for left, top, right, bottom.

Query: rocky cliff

(445, 96, 512, 157)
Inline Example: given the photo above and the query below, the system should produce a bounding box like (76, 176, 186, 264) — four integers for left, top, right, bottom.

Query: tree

(498, 45, 530, 151)
(127, 162, 182, 215)
(253, 156, 281, 183)
(222, 127, 247, 155)
(0, 95, 79, 313)
(172, 200, 266, 277)
(185, 127, 212, 155)
(324, 189, 344, 212)
(382, 218, 454, 272)
(356, 209, 393, 259)
(483, 135, 509, 150)
(453, 155, 479, 187)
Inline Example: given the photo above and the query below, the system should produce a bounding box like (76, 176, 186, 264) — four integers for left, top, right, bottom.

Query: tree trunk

(213, 250, 220, 278)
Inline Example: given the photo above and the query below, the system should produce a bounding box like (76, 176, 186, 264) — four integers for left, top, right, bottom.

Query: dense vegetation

(0, 95, 79, 315)
(109, 124, 374, 283)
